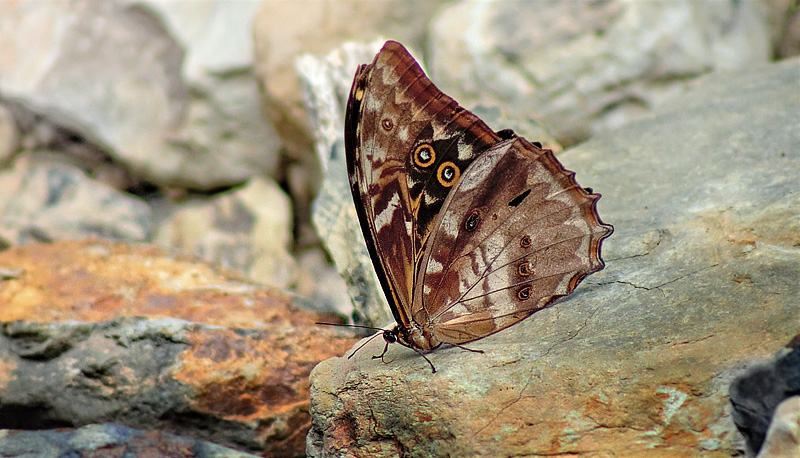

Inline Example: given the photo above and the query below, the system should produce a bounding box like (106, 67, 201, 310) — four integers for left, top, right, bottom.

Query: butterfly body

(345, 41, 612, 359)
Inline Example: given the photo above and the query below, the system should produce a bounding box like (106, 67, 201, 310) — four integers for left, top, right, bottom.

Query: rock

(0, 240, 358, 457)
(294, 248, 353, 318)
(0, 423, 262, 458)
(0, 154, 152, 245)
(299, 41, 397, 328)
(730, 337, 800, 456)
(0, 104, 19, 165)
(154, 176, 296, 289)
(429, 0, 773, 145)
(306, 55, 800, 457)
(0, 101, 139, 191)
(0, 0, 281, 190)
(756, 396, 800, 458)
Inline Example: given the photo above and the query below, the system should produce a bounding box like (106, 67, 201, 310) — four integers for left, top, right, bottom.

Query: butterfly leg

(394, 342, 436, 373)
(449, 343, 484, 354)
(371, 340, 392, 362)
(412, 348, 437, 374)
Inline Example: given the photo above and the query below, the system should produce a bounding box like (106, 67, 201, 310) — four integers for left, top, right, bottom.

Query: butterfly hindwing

(416, 138, 613, 344)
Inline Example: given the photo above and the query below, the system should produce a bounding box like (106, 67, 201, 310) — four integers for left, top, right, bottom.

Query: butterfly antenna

(315, 322, 392, 359)
(315, 322, 387, 332)
(316, 322, 437, 373)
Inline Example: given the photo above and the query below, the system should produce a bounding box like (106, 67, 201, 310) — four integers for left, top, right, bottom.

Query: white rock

(253, 0, 448, 160)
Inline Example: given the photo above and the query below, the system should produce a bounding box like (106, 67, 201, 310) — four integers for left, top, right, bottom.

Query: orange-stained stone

(0, 240, 358, 457)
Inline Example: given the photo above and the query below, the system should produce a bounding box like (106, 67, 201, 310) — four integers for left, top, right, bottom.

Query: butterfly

(344, 41, 613, 372)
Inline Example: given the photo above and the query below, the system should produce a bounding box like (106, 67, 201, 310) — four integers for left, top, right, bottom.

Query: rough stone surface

(0, 423, 261, 458)
(429, 0, 773, 145)
(0, 240, 357, 457)
(307, 56, 800, 457)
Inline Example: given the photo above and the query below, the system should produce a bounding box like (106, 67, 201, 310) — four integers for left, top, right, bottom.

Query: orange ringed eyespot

(414, 144, 436, 168)
(520, 235, 532, 248)
(437, 162, 460, 187)
(382, 118, 393, 130)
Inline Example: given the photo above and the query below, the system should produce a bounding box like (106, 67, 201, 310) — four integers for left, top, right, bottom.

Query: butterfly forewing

(345, 41, 502, 329)
(416, 138, 613, 344)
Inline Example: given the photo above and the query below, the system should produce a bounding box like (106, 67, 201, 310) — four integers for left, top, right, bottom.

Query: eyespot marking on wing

(464, 210, 480, 232)
(414, 144, 436, 168)
(437, 162, 460, 187)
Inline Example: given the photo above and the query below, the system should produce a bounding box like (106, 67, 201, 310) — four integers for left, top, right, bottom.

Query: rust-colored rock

(0, 240, 357, 457)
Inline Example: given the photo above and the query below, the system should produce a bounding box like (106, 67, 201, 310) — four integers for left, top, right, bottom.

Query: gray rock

(0, 0, 280, 190)
(307, 54, 800, 457)
(153, 176, 296, 289)
(429, 0, 773, 145)
(0, 318, 191, 429)
(730, 339, 800, 456)
(0, 154, 152, 245)
(0, 423, 261, 458)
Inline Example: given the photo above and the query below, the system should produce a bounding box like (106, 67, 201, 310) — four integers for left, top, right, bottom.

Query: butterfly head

(384, 324, 438, 373)
(382, 327, 398, 344)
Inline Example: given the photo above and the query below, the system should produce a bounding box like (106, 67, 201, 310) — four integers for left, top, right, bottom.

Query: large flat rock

(307, 57, 800, 457)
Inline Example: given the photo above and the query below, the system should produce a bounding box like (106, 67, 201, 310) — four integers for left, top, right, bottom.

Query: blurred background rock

(0, 0, 795, 317)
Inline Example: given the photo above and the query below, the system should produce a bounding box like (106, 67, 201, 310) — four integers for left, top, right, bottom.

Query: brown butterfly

(344, 41, 612, 372)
